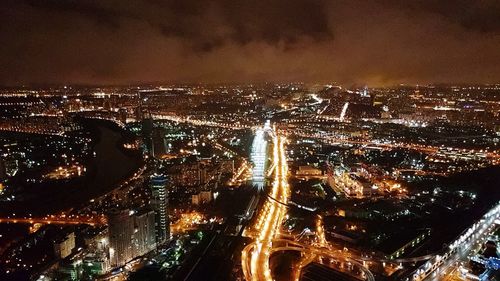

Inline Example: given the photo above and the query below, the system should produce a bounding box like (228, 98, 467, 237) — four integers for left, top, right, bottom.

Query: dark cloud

(384, 0, 500, 33)
(19, 0, 332, 50)
(0, 0, 500, 86)
(24, 0, 123, 28)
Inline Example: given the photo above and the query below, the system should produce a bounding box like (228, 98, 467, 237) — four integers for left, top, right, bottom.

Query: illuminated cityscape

(1, 1, 500, 281)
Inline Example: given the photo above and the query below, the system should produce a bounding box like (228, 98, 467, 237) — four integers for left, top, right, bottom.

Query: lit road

(244, 238, 375, 281)
(0, 215, 107, 226)
(415, 203, 500, 281)
(151, 113, 255, 130)
(242, 131, 378, 281)
(243, 132, 290, 281)
(289, 131, 500, 164)
(315, 215, 327, 247)
(422, 238, 484, 281)
(422, 224, 499, 281)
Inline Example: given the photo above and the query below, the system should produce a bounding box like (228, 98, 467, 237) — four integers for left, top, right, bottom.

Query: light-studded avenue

(242, 128, 290, 281)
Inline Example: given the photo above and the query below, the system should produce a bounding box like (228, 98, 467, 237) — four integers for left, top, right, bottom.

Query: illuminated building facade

(150, 174, 170, 244)
(108, 209, 156, 267)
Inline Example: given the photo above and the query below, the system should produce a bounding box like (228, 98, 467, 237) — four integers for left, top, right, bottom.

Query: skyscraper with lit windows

(149, 174, 170, 244)
(107, 208, 156, 267)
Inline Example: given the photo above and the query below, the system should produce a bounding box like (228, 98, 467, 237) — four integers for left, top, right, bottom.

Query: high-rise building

(134, 106, 143, 121)
(118, 108, 127, 124)
(108, 209, 134, 267)
(103, 99, 112, 111)
(151, 127, 168, 158)
(149, 174, 170, 245)
(132, 209, 157, 256)
(141, 116, 154, 154)
(107, 209, 156, 268)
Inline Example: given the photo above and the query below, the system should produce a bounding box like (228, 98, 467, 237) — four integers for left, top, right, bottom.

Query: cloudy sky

(1, 0, 500, 86)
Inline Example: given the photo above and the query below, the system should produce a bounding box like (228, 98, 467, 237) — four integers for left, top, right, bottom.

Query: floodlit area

(250, 126, 268, 190)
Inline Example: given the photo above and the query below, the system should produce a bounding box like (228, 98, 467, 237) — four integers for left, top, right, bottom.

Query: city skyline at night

(1, 2, 500, 281)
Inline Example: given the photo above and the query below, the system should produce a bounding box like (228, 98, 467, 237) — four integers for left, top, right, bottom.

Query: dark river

(0, 120, 143, 215)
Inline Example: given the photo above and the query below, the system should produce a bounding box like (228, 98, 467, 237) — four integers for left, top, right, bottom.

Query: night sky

(1, 0, 500, 86)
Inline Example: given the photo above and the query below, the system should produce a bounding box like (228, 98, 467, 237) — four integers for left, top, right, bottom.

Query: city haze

(1, 0, 500, 86)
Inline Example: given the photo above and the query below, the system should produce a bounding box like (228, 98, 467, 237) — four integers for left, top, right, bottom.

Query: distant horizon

(1, 81, 500, 89)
